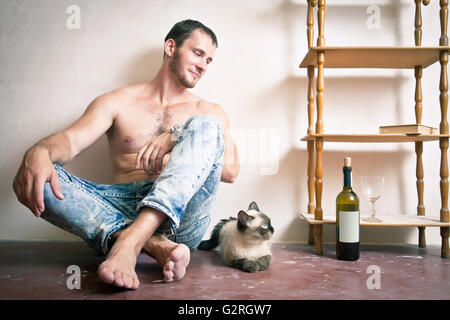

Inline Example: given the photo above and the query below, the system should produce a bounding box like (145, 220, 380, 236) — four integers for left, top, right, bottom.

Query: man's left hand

(135, 130, 176, 175)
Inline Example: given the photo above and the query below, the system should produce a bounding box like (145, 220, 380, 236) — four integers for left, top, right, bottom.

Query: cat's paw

(242, 261, 259, 273)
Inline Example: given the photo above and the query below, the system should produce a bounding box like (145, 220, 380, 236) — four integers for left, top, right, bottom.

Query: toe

(133, 278, 140, 290)
(164, 260, 175, 272)
(122, 274, 133, 289)
(164, 269, 174, 282)
(98, 265, 115, 284)
(113, 270, 124, 287)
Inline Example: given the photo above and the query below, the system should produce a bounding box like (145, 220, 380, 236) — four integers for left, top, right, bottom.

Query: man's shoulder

(91, 83, 147, 110)
(196, 98, 226, 117)
(195, 98, 230, 129)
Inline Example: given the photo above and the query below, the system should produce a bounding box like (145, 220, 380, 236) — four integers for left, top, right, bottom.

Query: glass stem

(369, 200, 376, 218)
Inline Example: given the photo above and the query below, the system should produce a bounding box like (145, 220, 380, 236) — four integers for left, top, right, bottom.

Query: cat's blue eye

(261, 224, 268, 229)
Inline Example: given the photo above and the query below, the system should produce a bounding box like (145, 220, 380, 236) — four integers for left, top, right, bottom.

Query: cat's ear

(238, 210, 253, 226)
(248, 201, 260, 212)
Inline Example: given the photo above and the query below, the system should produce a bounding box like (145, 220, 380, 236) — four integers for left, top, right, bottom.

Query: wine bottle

(336, 157, 360, 261)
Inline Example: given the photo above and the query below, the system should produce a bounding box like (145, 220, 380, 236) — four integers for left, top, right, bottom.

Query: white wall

(0, 0, 446, 245)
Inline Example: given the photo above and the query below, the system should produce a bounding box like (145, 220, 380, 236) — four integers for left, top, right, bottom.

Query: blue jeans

(13, 115, 225, 255)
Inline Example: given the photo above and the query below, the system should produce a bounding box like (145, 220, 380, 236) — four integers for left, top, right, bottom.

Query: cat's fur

(198, 201, 274, 273)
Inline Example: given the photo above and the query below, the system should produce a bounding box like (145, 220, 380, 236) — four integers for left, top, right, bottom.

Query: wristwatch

(170, 124, 184, 142)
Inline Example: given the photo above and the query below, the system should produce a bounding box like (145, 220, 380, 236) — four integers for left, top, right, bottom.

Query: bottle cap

(344, 157, 351, 167)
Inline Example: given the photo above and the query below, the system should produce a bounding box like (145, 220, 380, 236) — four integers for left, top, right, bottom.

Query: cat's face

(237, 202, 274, 241)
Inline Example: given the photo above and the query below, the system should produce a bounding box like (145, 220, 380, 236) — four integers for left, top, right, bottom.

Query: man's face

(168, 29, 216, 88)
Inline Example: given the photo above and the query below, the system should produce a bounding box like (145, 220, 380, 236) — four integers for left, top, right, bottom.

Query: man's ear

(164, 38, 176, 58)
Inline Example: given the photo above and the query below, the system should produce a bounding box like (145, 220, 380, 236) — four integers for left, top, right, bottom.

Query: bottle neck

(343, 166, 352, 190)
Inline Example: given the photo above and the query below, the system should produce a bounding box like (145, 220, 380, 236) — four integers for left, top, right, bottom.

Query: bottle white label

(339, 211, 359, 243)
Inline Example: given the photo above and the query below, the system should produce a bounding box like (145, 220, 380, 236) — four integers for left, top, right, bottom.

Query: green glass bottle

(336, 157, 360, 261)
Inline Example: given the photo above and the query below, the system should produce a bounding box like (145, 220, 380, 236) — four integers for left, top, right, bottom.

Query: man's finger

(33, 176, 46, 214)
(135, 144, 148, 169)
(143, 145, 155, 174)
(50, 171, 64, 200)
(24, 174, 34, 213)
(156, 153, 165, 173)
(149, 147, 160, 175)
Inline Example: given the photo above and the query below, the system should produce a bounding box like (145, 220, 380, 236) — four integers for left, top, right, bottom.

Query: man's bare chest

(107, 103, 199, 154)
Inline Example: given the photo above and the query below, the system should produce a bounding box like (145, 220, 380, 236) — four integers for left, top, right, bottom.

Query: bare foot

(143, 234, 191, 282)
(97, 240, 140, 290)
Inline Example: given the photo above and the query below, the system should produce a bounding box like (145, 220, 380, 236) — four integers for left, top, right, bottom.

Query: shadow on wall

(119, 48, 163, 87)
(242, 58, 413, 242)
(266, 146, 416, 243)
(250, 73, 408, 151)
(257, 0, 407, 75)
(65, 48, 163, 184)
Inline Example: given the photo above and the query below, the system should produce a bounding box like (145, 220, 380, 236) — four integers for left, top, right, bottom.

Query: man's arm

(134, 106, 240, 183)
(14, 92, 118, 216)
(214, 105, 240, 183)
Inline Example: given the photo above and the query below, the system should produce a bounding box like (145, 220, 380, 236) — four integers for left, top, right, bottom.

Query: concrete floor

(0, 240, 448, 300)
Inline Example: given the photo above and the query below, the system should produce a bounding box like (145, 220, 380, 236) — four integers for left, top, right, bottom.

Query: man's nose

(196, 59, 207, 73)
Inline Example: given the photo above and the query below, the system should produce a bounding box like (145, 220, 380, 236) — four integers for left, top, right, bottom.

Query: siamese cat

(198, 201, 274, 273)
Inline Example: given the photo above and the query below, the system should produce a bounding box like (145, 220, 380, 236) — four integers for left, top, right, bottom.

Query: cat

(198, 201, 274, 273)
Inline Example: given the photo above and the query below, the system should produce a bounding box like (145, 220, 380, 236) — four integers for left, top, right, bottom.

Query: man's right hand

(14, 147, 64, 217)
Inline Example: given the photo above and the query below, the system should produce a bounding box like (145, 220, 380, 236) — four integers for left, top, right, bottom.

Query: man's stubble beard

(168, 49, 197, 89)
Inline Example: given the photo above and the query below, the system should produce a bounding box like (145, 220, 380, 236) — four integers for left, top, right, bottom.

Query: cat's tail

(197, 219, 230, 250)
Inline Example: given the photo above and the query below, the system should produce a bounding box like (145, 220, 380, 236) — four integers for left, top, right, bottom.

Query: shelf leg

(414, 55, 426, 247)
(418, 228, 426, 248)
(308, 225, 315, 246)
(313, 0, 325, 256)
(439, 0, 450, 260)
(307, 62, 316, 245)
(440, 137, 449, 258)
(442, 226, 449, 258)
(307, 140, 315, 245)
(416, 141, 426, 247)
(314, 138, 323, 255)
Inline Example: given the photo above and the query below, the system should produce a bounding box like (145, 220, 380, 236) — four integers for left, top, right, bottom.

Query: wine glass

(360, 176, 384, 222)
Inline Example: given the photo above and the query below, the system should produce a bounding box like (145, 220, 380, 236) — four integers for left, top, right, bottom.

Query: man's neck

(150, 65, 190, 106)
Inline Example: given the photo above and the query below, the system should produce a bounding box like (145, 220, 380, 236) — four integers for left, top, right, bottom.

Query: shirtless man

(12, 20, 239, 290)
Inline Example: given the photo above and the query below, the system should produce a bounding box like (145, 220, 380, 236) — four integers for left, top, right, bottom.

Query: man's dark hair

(163, 19, 218, 58)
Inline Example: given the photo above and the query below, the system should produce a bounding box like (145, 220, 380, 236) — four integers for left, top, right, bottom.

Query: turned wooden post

(439, 0, 449, 258)
(306, 0, 317, 245)
(307, 66, 316, 245)
(307, 0, 317, 49)
(314, 0, 326, 255)
(314, 137, 323, 255)
(307, 139, 315, 245)
(414, 0, 427, 248)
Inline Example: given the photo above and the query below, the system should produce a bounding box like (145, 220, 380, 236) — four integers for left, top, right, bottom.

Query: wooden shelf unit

(300, 46, 450, 69)
(301, 0, 449, 258)
(301, 134, 450, 143)
(300, 212, 450, 228)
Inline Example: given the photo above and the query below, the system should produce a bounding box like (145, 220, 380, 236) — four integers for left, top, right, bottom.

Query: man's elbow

(223, 174, 237, 184)
(221, 164, 240, 183)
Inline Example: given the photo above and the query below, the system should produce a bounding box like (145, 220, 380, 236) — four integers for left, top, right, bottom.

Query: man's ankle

(118, 209, 168, 255)
(143, 234, 177, 265)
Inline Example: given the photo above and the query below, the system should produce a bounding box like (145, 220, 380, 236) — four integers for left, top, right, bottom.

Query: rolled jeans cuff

(136, 200, 179, 232)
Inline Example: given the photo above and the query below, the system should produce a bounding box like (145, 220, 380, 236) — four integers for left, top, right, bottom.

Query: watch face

(170, 125, 183, 142)
(171, 125, 183, 133)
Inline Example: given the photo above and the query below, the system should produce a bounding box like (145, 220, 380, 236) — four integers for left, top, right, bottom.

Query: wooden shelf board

(301, 134, 450, 143)
(299, 212, 450, 227)
(299, 46, 450, 69)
